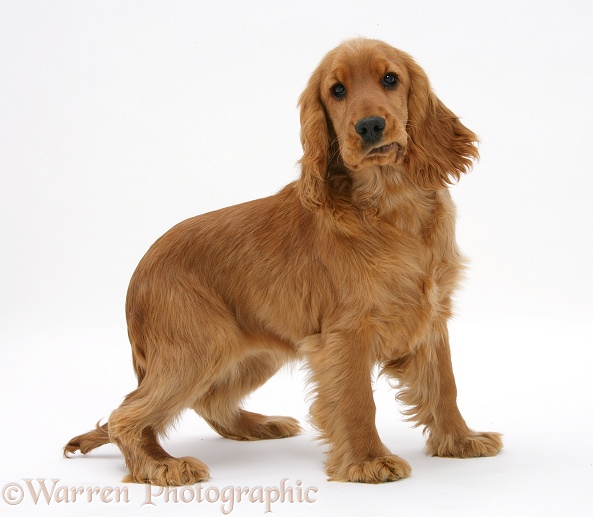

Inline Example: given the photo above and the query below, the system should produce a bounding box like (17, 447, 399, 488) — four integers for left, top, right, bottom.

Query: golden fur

(65, 38, 502, 485)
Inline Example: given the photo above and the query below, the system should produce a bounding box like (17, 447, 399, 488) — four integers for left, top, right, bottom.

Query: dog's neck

(347, 165, 439, 237)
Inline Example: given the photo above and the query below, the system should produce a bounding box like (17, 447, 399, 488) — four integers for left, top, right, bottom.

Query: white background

(1, 0, 592, 515)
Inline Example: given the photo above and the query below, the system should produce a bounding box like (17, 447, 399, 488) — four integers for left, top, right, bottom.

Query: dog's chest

(331, 222, 459, 355)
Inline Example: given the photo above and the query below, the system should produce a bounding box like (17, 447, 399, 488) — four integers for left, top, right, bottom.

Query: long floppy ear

(403, 56, 479, 189)
(297, 68, 331, 210)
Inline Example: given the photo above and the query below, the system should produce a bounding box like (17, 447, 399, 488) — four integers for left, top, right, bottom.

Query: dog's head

(298, 38, 479, 211)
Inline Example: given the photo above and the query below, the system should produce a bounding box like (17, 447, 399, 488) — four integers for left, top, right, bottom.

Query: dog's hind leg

(107, 370, 211, 486)
(64, 422, 110, 456)
(194, 350, 302, 441)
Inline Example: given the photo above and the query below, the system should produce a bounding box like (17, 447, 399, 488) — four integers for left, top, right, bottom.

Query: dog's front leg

(301, 332, 411, 483)
(382, 322, 502, 458)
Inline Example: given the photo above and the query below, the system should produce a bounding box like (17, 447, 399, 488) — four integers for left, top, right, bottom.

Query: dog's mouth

(368, 142, 398, 155)
(344, 140, 406, 170)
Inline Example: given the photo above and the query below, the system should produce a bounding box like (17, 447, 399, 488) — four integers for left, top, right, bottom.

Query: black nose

(355, 116, 385, 142)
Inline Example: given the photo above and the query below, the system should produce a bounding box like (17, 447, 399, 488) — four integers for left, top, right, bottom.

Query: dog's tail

(63, 421, 110, 457)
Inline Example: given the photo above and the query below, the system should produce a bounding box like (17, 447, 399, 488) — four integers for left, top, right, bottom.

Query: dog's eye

(382, 73, 398, 89)
(331, 83, 346, 99)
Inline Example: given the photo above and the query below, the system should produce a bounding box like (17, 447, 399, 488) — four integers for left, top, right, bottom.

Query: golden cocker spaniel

(65, 38, 502, 485)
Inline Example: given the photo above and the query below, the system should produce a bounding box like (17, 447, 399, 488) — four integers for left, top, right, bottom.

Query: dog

(65, 38, 502, 485)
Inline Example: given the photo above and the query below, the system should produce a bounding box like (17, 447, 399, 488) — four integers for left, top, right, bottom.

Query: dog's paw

(333, 455, 412, 483)
(212, 412, 302, 441)
(124, 456, 210, 486)
(238, 414, 302, 441)
(426, 431, 503, 458)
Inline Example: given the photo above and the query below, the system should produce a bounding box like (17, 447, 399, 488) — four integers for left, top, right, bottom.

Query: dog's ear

(298, 67, 331, 211)
(403, 55, 479, 188)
